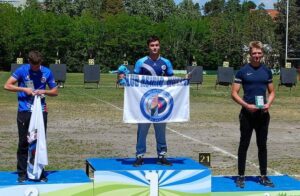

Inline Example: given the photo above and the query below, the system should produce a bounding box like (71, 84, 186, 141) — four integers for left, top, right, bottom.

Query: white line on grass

(78, 91, 283, 175)
(167, 127, 282, 175)
(80, 91, 123, 111)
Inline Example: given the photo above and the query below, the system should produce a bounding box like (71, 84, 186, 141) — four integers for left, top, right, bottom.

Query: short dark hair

(28, 50, 43, 65)
(147, 35, 160, 46)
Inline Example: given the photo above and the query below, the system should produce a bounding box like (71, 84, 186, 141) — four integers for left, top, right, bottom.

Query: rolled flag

(27, 95, 48, 180)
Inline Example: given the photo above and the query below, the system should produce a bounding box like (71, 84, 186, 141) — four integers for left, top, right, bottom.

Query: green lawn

(0, 71, 299, 177)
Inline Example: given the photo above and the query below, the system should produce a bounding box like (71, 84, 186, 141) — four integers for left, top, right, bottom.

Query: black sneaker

(258, 175, 274, 187)
(17, 175, 27, 183)
(157, 156, 172, 166)
(40, 176, 48, 182)
(235, 175, 245, 188)
(133, 157, 144, 167)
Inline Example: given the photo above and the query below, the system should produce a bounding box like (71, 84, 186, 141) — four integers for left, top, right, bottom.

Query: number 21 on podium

(199, 153, 211, 167)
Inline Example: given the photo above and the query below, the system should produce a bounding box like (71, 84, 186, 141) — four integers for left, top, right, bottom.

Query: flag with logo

(123, 74, 190, 123)
(27, 95, 48, 180)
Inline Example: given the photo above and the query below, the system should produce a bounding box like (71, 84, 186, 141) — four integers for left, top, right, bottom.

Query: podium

(86, 157, 211, 195)
(212, 175, 300, 195)
(0, 170, 93, 196)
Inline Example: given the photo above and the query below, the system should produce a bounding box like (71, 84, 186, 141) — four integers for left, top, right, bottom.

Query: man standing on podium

(231, 41, 275, 188)
(4, 50, 58, 183)
(132, 35, 174, 167)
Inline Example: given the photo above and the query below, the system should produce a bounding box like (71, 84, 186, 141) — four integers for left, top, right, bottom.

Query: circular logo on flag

(140, 89, 173, 122)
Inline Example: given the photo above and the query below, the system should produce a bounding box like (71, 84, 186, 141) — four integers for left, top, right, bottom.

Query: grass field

(0, 71, 299, 179)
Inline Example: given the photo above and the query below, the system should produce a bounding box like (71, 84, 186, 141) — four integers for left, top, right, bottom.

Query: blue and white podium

(212, 175, 300, 196)
(86, 157, 211, 196)
(2, 158, 299, 196)
(0, 170, 93, 196)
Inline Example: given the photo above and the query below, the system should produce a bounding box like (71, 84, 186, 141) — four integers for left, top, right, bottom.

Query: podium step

(0, 170, 93, 196)
(212, 175, 300, 195)
(87, 157, 211, 196)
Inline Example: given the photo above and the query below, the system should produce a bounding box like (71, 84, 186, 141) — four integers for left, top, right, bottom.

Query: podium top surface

(0, 169, 91, 185)
(212, 175, 300, 192)
(86, 157, 209, 171)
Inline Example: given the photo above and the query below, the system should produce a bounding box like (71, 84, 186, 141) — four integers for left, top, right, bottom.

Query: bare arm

(4, 76, 34, 95)
(34, 87, 58, 97)
(231, 82, 258, 112)
(263, 83, 275, 112)
(4, 76, 58, 96)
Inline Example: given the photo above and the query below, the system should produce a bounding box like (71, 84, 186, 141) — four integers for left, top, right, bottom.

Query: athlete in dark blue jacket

(232, 41, 275, 188)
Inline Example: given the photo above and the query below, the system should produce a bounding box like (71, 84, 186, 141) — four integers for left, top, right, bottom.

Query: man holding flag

(132, 35, 174, 167)
(4, 50, 58, 183)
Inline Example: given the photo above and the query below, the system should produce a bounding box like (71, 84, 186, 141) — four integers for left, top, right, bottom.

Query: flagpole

(285, 0, 289, 64)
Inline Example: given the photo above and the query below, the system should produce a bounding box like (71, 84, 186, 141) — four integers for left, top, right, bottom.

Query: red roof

(250, 9, 279, 20)
(265, 9, 279, 20)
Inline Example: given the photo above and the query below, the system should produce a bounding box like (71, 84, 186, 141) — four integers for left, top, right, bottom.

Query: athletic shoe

(40, 176, 48, 182)
(17, 175, 27, 183)
(258, 175, 274, 187)
(235, 175, 245, 188)
(133, 157, 144, 167)
(157, 156, 172, 166)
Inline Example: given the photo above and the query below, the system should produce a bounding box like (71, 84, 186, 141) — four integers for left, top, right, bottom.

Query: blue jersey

(234, 63, 272, 104)
(134, 56, 173, 76)
(12, 64, 57, 112)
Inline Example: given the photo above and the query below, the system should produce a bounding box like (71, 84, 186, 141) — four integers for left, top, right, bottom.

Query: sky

(174, 0, 276, 9)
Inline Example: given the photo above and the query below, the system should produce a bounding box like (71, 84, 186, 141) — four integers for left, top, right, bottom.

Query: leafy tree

(275, 0, 300, 63)
(0, 0, 288, 71)
(224, 0, 241, 13)
(101, 13, 154, 69)
(25, 0, 41, 9)
(43, 0, 104, 17)
(0, 4, 22, 70)
(241, 1, 256, 11)
(177, 0, 201, 19)
(246, 9, 279, 67)
(43, 0, 77, 16)
(102, 0, 124, 15)
(124, 0, 176, 22)
(204, 0, 225, 16)
(257, 3, 265, 10)
(157, 15, 209, 69)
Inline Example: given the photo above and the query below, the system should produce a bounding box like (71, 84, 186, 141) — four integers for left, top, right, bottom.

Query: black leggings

(17, 112, 47, 175)
(238, 108, 270, 176)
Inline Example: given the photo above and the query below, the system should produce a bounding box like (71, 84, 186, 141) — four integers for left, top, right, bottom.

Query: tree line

(0, 0, 299, 72)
